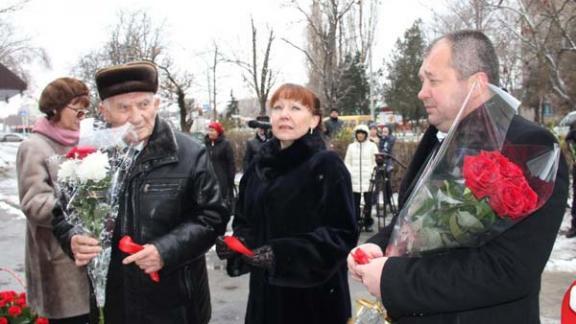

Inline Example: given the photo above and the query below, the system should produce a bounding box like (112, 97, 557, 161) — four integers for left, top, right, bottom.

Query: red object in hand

(353, 248, 370, 265)
(562, 280, 576, 324)
(66, 146, 97, 159)
(118, 236, 160, 282)
(223, 236, 254, 257)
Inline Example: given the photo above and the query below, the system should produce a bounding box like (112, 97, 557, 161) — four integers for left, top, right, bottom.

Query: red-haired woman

(216, 83, 358, 323)
(205, 121, 236, 209)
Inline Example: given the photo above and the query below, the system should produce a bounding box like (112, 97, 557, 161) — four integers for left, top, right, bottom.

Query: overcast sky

(1, 0, 434, 117)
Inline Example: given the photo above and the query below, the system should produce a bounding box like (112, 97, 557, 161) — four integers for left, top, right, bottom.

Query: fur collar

(255, 131, 326, 180)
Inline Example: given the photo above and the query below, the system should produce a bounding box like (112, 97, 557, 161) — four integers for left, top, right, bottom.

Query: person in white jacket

(344, 124, 380, 232)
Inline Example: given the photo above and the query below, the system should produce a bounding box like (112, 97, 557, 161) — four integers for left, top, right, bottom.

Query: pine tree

(225, 90, 239, 120)
(382, 19, 426, 127)
(335, 52, 370, 115)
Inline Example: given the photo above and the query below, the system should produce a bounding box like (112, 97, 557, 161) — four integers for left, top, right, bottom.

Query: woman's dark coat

(54, 118, 228, 324)
(205, 135, 236, 201)
(228, 132, 358, 324)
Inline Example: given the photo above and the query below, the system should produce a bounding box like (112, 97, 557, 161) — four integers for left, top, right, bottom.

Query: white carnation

(57, 159, 79, 183)
(76, 150, 110, 183)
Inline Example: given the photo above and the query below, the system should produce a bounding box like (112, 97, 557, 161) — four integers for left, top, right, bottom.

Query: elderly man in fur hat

(53, 61, 228, 324)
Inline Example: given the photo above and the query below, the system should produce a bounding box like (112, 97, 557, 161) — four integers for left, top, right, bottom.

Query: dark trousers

(48, 314, 90, 324)
(353, 192, 373, 227)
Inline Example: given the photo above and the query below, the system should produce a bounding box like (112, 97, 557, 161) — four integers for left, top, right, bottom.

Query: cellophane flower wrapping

(55, 118, 138, 310)
(349, 298, 390, 324)
(386, 84, 560, 257)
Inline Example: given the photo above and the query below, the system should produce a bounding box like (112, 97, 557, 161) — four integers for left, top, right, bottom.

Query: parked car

(554, 111, 576, 137)
(0, 133, 26, 142)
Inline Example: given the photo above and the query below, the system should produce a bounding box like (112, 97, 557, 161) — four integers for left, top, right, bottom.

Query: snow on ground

(0, 142, 18, 175)
(546, 211, 576, 272)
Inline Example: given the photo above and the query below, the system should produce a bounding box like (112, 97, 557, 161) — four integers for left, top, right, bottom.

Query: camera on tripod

(374, 152, 388, 167)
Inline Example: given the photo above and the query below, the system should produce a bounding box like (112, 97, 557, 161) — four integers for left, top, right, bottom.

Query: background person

(368, 123, 381, 146)
(378, 125, 396, 156)
(52, 61, 228, 324)
(344, 124, 380, 232)
(348, 30, 568, 324)
(205, 120, 236, 208)
(564, 121, 576, 238)
(16, 77, 91, 323)
(217, 83, 358, 324)
(323, 108, 343, 138)
(243, 115, 271, 172)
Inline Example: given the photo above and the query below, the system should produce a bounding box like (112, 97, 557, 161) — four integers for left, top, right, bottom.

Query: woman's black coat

(228, 132, 358, 324)
(205, 135, 236, 201)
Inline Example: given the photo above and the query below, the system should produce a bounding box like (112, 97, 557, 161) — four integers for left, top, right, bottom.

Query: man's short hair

(426, 30, 500, 85)
(96, 61, 158, 100)
(330, 108, 340, 113)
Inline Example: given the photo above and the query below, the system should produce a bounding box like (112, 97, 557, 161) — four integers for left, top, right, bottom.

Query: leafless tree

(157, 57, 195, 132)
(206, 42, 223, 120)
(284, 0, 358, 111)
(427, 0, 523, 93)
(496, 0, 576, 117)
(227, 18, 277, 116)
(72, 9, 196, 132)
(284, 0, 378, 113)
(0, 0, 49, 83)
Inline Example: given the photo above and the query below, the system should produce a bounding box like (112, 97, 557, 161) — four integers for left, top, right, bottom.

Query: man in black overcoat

(347, 30, 569, 324)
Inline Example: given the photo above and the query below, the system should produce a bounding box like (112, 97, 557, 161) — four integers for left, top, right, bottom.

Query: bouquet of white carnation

(56, 119, 138, 320)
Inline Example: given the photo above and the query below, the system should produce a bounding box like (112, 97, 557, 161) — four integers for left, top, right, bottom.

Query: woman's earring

(309, 127, 313, 135)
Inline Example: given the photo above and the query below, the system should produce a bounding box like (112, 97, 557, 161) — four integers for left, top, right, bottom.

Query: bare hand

(122, 244, 164, 274)
(357, 257, 388, 298)
(347, 243, 383, 281)
(71, 234, 101, 266)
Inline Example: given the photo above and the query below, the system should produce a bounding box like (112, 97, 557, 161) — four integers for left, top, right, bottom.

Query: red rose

(494, 154, 524, 180)
(2, 291, 16, 303)
(463, 152, 499, 199)
(16, 296, 26, 307)
(36, 317, 50, 324)
(8, 305, 22, 317)
(489, 180, 538, 219)
(66, 146, 97, 159)
(0, 317, 8, 324)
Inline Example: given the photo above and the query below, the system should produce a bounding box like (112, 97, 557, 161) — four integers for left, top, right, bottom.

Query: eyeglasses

(66, 105, 89, 118)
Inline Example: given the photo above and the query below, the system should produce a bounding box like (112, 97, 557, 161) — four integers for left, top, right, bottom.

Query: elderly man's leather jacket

(54, 117, 229, 324)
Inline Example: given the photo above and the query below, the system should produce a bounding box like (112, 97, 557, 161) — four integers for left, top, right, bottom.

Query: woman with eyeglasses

(16, 77, 92, 323)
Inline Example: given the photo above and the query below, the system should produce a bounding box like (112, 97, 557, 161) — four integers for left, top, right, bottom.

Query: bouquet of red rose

(386, 84, 560, 256)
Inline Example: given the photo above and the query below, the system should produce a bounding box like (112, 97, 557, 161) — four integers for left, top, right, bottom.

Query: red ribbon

(223, 236, 254, 257)
(353, 248, 370, 265)
(118, 236, 160, 282)
(66, 146, 97, 159)
(561, 280, 576, 324)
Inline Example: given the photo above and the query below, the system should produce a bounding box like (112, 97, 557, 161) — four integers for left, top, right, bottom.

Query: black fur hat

(95, 61, 158, 100)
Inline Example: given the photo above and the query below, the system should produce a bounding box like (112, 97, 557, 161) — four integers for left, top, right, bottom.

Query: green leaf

(456, 211, 485, 233)
(419, 227, 445, 251)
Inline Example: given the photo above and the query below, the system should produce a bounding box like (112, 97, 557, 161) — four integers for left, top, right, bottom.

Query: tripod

(367, 158, 398, 231)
